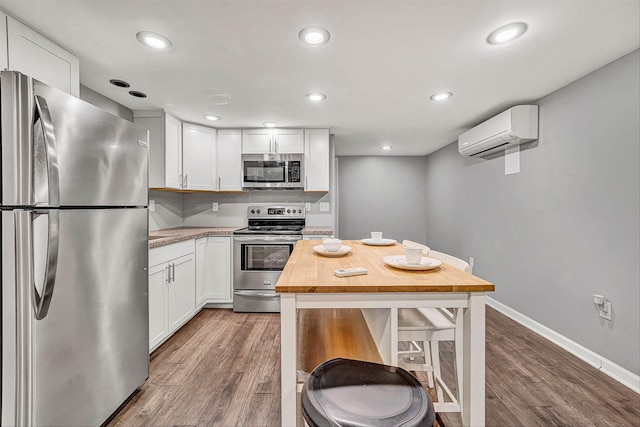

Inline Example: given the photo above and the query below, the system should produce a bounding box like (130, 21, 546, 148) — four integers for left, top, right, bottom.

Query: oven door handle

(233, 235, 301, 243)
(234, 291, 280, 298)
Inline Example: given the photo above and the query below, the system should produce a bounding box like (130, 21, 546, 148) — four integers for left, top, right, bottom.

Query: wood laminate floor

(107, 307, 639, 427)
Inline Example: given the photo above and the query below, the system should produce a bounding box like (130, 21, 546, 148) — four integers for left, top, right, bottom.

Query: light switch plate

(212, 202, 219, 212)
(149, 200, 155, 212)
(319, 202, 330, 212)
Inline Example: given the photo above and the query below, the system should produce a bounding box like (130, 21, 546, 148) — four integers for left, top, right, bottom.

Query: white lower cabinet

(303, 235, 328, 241)
(195, 236, 232, 307)
(148, 263, 169, 351)
(148, 240, 196, 352)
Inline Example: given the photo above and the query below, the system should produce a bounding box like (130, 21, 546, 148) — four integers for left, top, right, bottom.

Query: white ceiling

(1, 0, 638, 156)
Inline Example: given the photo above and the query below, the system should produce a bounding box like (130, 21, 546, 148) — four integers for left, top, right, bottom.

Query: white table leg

(280, 294, 297, 427)
(462, 293, 486, 427)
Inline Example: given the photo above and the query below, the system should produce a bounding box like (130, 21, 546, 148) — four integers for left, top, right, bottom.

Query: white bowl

(322, 237, 343, 252)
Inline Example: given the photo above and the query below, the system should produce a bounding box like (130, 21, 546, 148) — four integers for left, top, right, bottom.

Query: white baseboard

(486, 296, 640, 394)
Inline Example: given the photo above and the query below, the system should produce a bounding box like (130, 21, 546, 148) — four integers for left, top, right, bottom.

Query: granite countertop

(149, 226, 241, 248)
(301, 226, 333, 235)
(150, 225, 334, 248)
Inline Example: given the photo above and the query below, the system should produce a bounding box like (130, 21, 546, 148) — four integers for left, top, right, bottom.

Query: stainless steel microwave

(242, 154, 304, 189)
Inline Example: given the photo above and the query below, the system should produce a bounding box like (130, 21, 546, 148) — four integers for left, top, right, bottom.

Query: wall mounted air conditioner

(458, 105, 538, 157)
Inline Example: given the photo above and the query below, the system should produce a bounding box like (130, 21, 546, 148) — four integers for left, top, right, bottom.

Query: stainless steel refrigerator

(1, 71, 149, 426)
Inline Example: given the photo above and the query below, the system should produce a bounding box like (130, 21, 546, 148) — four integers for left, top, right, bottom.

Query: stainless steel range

(233, 205, 305, 312)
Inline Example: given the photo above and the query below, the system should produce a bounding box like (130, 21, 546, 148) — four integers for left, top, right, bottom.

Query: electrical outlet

(600, 301, 613, 320)
(319, 202, 330, 212)
(149, 200, 155, 212)
(212, 202, 219, 212)
(305, 203, 311, 211)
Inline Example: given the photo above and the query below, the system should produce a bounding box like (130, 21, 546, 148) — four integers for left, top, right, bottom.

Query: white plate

(313, 245, 352, 257)
(383, 255, 442, 271)
(361, 238, 397, 246)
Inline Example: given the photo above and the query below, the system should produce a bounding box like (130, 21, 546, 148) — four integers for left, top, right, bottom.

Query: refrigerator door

(1, 71, 148, 207)
(2, 208, 149, 426)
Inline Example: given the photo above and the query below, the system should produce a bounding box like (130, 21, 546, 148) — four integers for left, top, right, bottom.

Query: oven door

(233, 235, 300, 290)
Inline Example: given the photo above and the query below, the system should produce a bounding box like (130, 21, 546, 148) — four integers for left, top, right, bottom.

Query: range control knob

(298, 209, 302, 213)
(256, 209, 261, 214)
(287, 209, 291, 213)
(250, 209, 255, 214)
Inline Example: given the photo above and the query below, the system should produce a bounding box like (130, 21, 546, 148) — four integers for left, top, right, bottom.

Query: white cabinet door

(148, 263, 169, 351)
(183, 123, 215, 191)
(164, 113, 183, 189)
(195, 238, 208, 307)
(0, 13, 8, 71)
(168, 253, 196, 332)
(216, 130, 242, 191)
(304, 129, 330, 191)
(5, 16, 79, 96)
(195, 236, 232, 307)
(242, 129, 272, 153)
(303, 235, 327, 241)
(274, 129, 304, 153)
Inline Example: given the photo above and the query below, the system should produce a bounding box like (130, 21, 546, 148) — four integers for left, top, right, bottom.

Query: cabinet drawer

(150, 239, 195, 266)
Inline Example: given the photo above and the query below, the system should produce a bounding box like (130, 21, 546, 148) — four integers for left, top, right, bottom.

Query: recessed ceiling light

(263, 122, 277, 128)
(136, 31, 174, 50)
(109, 79, 130, 88)
(429, 92, 453, 101)
(298, 26, 331, 46)
(487, 22, 528, 45)
(204, 114, 221, 121)
(306, 93, 326, 102)
(382, 145, 392, 150)
(129, 90, 147, 98)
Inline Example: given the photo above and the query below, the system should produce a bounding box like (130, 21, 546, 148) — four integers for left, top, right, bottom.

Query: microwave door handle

(33, 95, 60, 208)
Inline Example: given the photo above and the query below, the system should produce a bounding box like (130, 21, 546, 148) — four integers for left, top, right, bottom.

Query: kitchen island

(275, 239, 495, 427)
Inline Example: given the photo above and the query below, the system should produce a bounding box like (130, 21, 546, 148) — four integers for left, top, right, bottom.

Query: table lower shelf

(297, 308, 383, 375)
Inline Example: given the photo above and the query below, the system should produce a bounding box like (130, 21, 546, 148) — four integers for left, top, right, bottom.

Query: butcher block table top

(275, 240, 495, 294)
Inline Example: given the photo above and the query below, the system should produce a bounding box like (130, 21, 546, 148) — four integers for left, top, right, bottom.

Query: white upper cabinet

(304, 129, 330, 192)
(216, 129, 243, 191)
(135, 110, 183, 190)
(242, 129, 272, 153)
(182, 123, 216, 191)
(242, 129, 303, 154)
(164, 113, 183, 189)
(273, 129, 304, 153)
(3, 14, 79, 96)
(0, 12, 8, 71)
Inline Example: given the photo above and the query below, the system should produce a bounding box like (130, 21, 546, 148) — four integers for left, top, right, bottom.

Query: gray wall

(79, 85, 133, 121)
(423, 50, 640, 374)
(338, 156, 428, 243)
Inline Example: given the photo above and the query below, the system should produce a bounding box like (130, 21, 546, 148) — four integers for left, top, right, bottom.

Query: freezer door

(1, 71, 148, 207)
(2, 208, 149, 426)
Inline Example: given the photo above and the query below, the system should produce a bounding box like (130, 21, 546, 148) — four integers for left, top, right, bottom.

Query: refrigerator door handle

(33, 95, 61, 208)
(31, 210, 60, 320)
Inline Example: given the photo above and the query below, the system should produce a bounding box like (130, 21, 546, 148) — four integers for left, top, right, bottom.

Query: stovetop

(234, 205, 306, 235)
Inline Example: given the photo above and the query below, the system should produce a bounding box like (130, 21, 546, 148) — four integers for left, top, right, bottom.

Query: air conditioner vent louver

(469, 141, 510, 157)
(458, 105, 538, 157)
